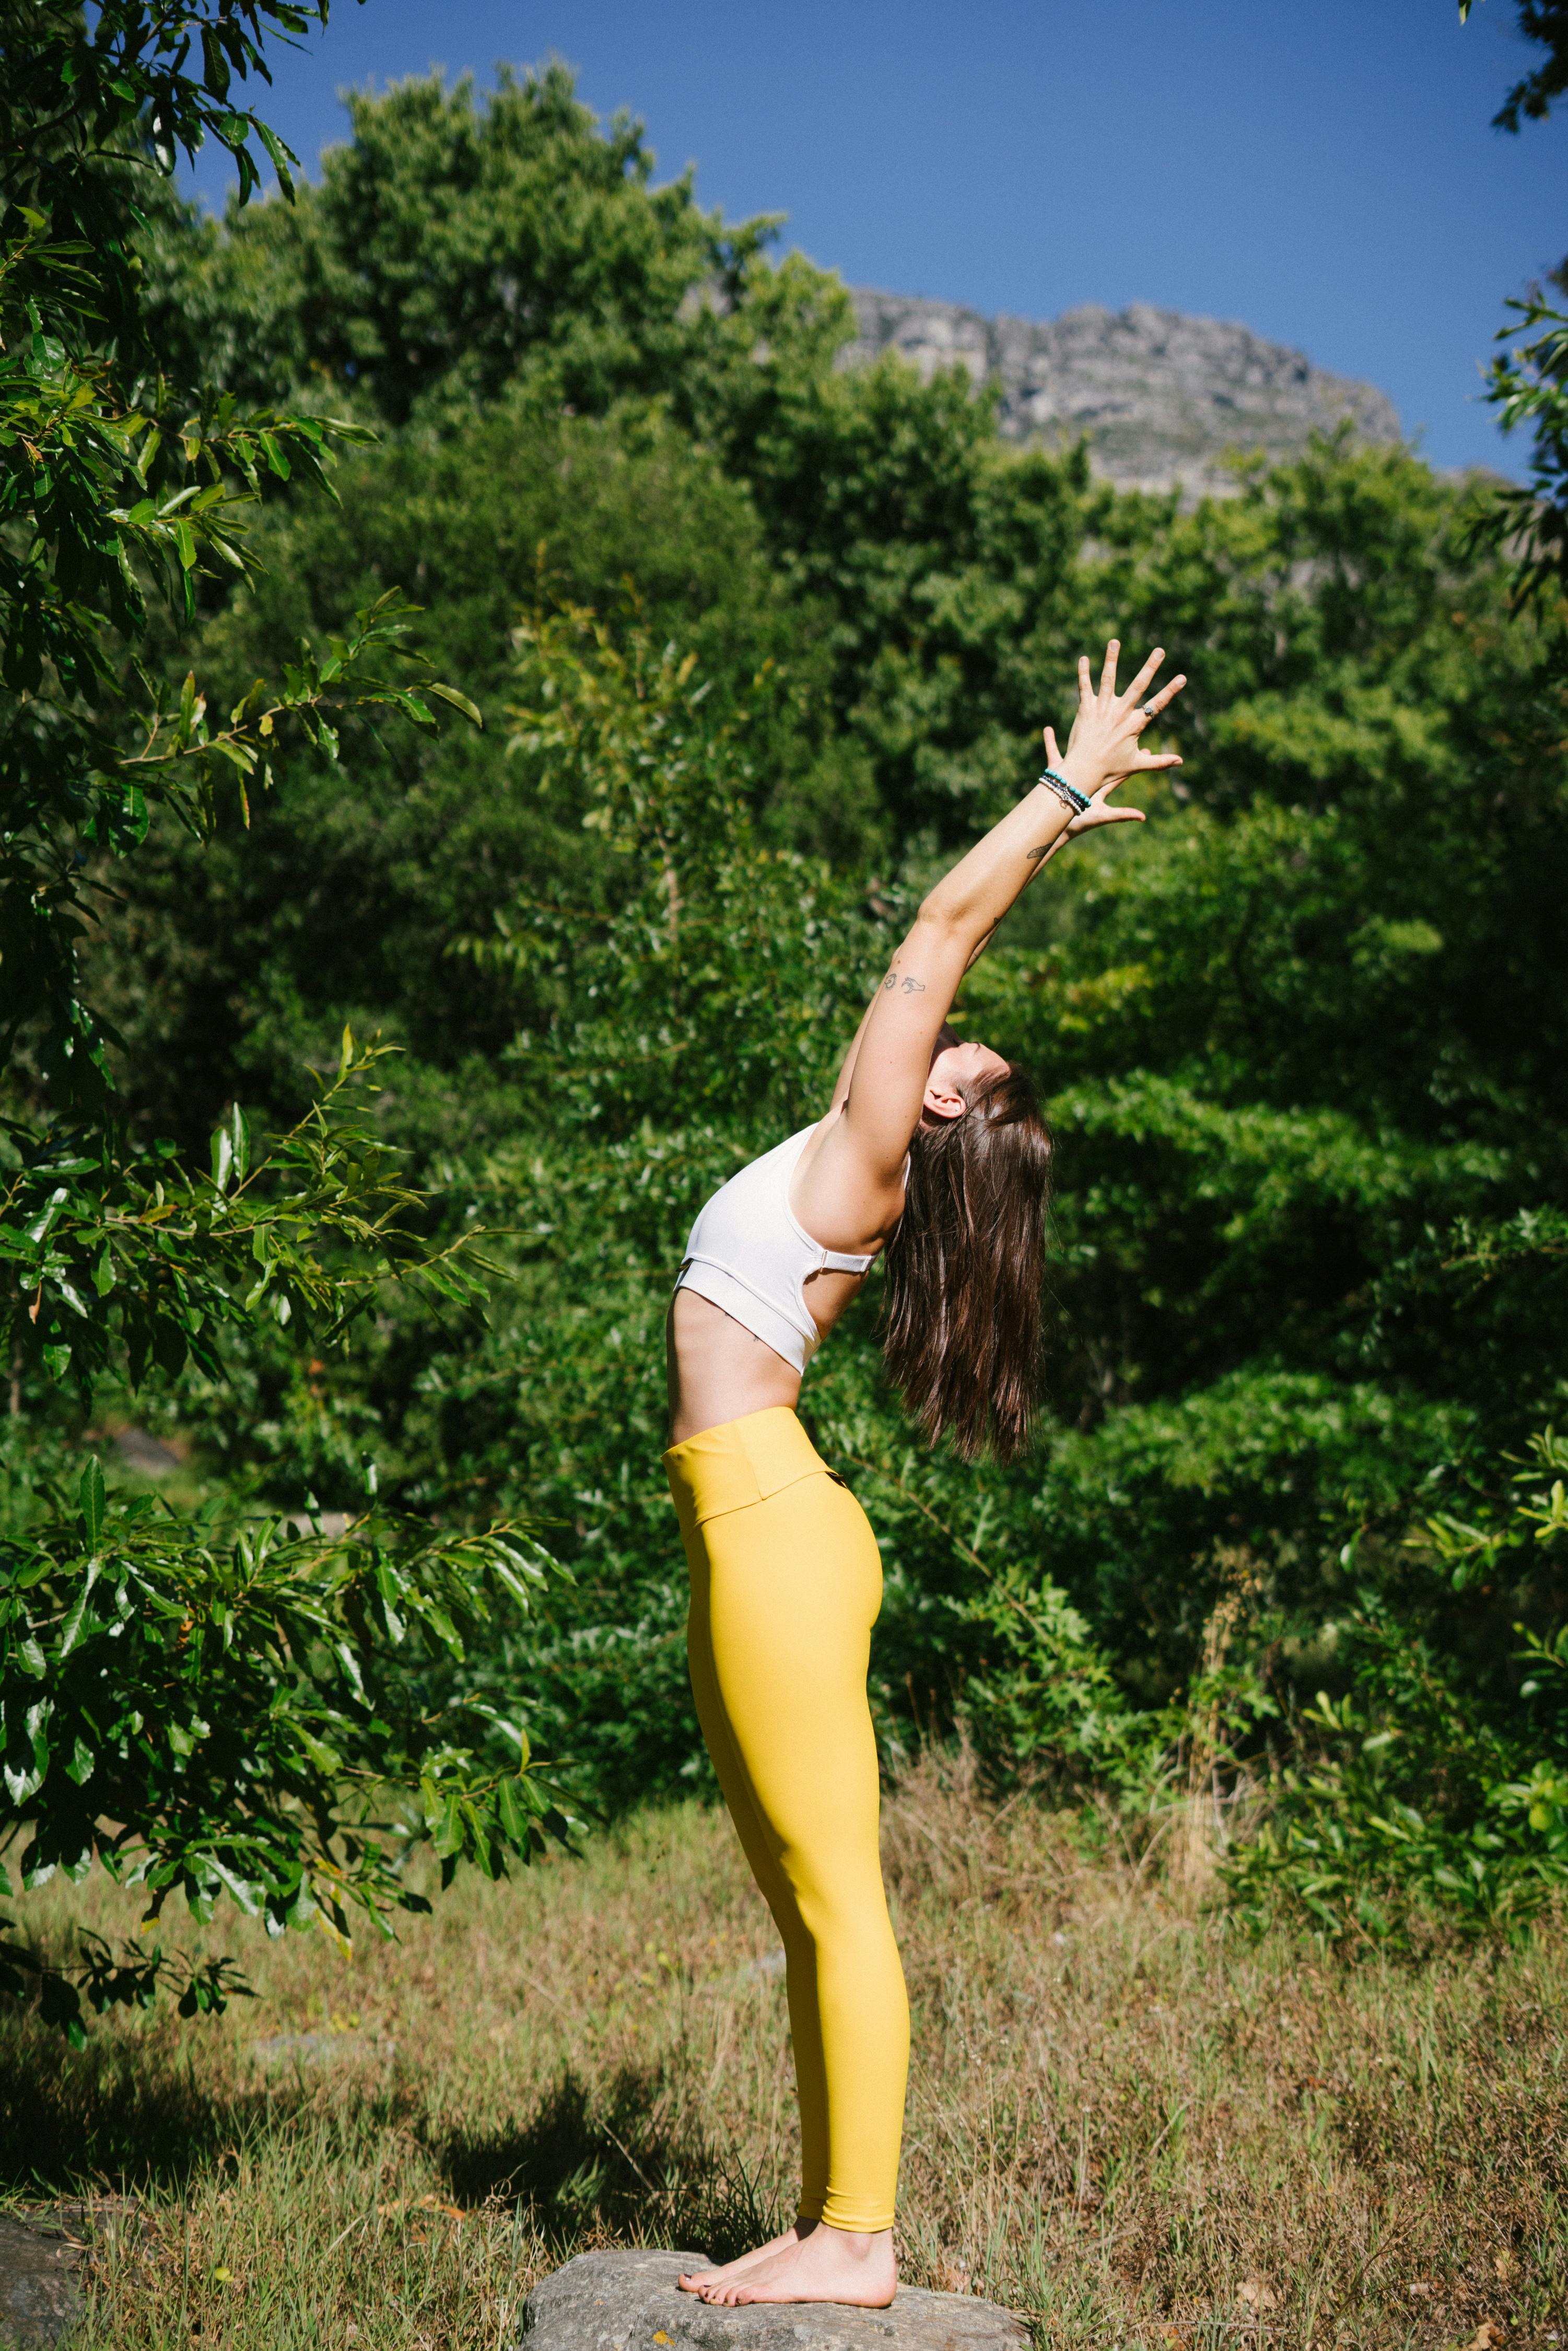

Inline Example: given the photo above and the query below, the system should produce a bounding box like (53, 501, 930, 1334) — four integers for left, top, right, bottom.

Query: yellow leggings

(664, 1406, 909, 2233)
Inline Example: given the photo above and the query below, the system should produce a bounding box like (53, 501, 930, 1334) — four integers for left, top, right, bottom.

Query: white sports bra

(674, 1126, 876, 1376)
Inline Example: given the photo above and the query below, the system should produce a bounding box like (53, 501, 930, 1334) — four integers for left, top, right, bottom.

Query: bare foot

(677, 2219, 817, 2295)
(691, 2222, 896, 2307)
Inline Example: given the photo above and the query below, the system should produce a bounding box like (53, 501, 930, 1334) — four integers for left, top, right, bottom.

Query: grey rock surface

(842, 288, 1400, 492)
(522, 2249, 1028, 2351)
(0, 2215, 84, 2349)
(249, 2028, 396, 2066)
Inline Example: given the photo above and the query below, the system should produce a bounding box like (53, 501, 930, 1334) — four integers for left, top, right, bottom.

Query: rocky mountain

(842, 290, 1401, 492)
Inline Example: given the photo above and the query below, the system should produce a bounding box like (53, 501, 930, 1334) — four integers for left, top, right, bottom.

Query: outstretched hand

(1044, 638, 1186, 841)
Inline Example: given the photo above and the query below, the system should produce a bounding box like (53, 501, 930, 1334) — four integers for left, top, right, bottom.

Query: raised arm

(817, 639, 1186, 1197)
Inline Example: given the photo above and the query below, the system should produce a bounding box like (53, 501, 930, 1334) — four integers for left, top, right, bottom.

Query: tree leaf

(78, 1459, 105, 1555)
(426, 682, 484, 727)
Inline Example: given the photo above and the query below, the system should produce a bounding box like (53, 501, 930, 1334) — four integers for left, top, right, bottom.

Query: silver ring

(1141, 703, 1159, 719)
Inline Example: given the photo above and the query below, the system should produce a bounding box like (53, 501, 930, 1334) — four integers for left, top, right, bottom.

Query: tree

(144, 64, 850, 430)
(1, 1, 567, 2040)
(1459, 0, 1568, 131)
(142, 65, 1099, 846)
(1460, 0, 1568, 603)
(75, 399, 840, 1163)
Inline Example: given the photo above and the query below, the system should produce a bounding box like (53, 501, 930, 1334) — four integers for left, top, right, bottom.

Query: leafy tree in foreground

(1462, 0, 1568, 603)
(1479, 271, 1568, 609)
(1, 0, 566, 2039)
(1460, 0, 1568, 132)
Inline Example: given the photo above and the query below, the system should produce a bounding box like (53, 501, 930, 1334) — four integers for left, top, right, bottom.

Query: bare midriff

(665, 1266, 871, 1447)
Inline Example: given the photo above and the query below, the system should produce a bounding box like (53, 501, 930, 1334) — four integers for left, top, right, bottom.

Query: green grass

(3, 1752, 1566, 2350)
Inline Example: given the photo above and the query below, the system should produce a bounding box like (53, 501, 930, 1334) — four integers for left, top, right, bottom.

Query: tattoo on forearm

(882, 969, 926, 995)
(1025, 843, 1054, 866)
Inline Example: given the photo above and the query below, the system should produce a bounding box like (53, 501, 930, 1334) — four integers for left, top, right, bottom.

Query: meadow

(3, 1762, 1564, 2351)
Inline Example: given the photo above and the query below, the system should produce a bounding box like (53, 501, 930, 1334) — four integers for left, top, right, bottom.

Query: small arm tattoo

(1025, 843, 1054, 866)
(882, 969, 926, 994)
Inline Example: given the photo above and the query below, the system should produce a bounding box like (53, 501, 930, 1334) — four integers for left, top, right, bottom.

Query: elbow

(914, 892, 967, 937)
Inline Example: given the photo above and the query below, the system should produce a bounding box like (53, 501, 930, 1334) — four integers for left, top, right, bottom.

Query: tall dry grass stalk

(1, 1761, 1564, 2349)
(1168, 1547, 1266, 1903)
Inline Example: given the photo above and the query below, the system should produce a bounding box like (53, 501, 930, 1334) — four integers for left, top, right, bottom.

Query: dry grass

(2, 1751, 1566, 2351)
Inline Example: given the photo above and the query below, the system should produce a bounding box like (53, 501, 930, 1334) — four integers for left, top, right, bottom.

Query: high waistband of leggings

(663, 1405, 832, 1539)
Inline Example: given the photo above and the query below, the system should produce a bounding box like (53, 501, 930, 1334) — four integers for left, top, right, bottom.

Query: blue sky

(190, 0, 1566, 475)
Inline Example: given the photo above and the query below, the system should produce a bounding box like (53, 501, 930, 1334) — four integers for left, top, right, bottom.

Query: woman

(665, 639, 1186, 2308)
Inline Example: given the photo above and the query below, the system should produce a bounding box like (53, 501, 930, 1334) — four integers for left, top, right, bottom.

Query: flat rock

(522, 2249, 1028, 2351)
(249, 2030, 396, 2067)
(0, 2215, 84, 2349)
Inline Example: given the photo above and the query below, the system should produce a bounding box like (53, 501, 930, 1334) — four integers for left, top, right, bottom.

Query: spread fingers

(1121, 645, 1166, 711)
(1139, 671, 1187, 721)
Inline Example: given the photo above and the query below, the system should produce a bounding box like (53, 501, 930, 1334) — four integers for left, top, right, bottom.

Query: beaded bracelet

(1039, 765, 1091, 816)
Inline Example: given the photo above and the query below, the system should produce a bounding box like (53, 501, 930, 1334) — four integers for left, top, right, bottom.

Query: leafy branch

(1, 1453, 575, 2039)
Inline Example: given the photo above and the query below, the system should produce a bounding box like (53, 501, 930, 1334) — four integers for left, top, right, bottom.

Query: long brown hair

(879, 1065, 1052, 1462)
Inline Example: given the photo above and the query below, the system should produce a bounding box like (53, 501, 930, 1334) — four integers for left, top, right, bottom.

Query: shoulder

(792, 1105, 907, 1251)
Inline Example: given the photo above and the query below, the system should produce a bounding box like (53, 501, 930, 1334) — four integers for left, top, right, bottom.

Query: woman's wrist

(1056, 753, 1099, 800)
(1028, 779, 1076, 837)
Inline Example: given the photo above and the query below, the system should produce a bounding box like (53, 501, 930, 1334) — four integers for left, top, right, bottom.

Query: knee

(792, 1879, 900, 1967)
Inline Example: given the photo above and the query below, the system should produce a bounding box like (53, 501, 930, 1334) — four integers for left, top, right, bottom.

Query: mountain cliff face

(842, 290, 1401, 491)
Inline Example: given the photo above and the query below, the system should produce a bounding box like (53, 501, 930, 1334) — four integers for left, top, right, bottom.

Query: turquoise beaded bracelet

(1039, 765, 1091, 816)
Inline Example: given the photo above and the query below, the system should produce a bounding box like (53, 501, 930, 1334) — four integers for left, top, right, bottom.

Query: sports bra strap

(816, 1244, 875, 1274)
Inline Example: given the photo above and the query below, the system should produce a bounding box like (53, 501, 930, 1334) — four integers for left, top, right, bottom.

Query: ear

(921, 1074, 967, 1124)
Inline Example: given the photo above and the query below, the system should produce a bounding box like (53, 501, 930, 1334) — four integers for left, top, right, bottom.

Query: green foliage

(255, 420, 1563, 1863)
(146, 63, 850, 429)
(720, 356, 1092, 836)
(1417, 1423, 1568, 1588)
(78, 399, 845, 1154)
(5, 36, 1565, 1955)
(0, 1916, 250, 2049)
(1460, 0, 1568, 133)
(1480, 286, 1568, 608)
(1460, 0, 1568, 605)
(0, 1448, 566, 2042)
(475, 598, 876, 1136)
(1223, 1601, 1568, 1942)
(957, 1559, 1148, 1782)
(1, 3, 468, 1127)
(1222, 1414, 1568, 1941)
(410, 597, 886, 1808)
(2, 1039, 495, 1395)
(1, 6, 573, 2033)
